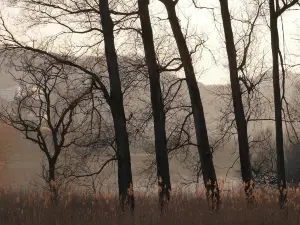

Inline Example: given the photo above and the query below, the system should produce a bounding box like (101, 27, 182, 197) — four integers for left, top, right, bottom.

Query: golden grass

(1, 184, 300, 225)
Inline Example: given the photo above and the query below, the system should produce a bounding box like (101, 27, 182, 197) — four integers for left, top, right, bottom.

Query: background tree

(0, 51, 94, 200)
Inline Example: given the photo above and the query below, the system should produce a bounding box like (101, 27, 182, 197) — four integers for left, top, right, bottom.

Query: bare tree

(0, 51, 93, 201)
(268, 0, 299, 209)
(137, 0, 171, 210)
(98, 0, 135, 212)
(218, 0, 266, 204)
(159, 0, 220, 209)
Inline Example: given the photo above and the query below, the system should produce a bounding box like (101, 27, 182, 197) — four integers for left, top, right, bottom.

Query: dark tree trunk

(269, 0, 287, 209)
(161, 0, 219, 209)
(219, 0, 254, 203)
(99, 0, 134, 212)
(137, 0, 172, 211)
(48, 158, 58, 203)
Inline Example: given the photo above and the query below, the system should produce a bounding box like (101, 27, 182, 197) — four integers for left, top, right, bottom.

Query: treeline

(0, 0, 299, 212)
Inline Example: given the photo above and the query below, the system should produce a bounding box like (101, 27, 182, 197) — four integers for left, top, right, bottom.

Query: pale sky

(1, 0, 300, 85)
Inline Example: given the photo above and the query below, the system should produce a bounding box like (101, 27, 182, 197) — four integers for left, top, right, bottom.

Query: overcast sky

(170, 0, 300, 84)
(2, 0, 300, 85)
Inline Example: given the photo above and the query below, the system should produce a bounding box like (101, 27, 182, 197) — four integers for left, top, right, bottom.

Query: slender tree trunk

(219, 0, 254, 204)
(269, 0, 287, 209)
(161, 0, 219, 209)
(137, 0, 172, 211)
(99, 0, 134, 212)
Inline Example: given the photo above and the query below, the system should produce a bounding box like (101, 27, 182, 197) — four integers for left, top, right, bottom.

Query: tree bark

(161, 0, 219, 209)
(269, 0, 287, 209)
(137, 0, 172, 211)
(219, 0, 254, 203)
(99, 0, 134, 212)
(48, 158, 58, 203)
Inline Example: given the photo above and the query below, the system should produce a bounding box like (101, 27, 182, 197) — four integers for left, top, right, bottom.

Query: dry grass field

(1, 184, 300, 225)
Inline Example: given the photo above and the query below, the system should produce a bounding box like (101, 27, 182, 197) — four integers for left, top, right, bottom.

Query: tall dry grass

(1, 184, 300, 225)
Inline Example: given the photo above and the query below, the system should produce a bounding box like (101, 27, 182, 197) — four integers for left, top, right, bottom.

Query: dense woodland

(0, 0, 300, 220)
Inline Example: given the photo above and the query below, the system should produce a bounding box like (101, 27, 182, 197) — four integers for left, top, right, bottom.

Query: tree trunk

(48, 158, 58, 203)
(137, 0, 172, 211)
(99, 0, 134, 212)
(161, 0, 219, 209)
(269, 0, 287, 209)
(219, 0, 254, 204)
